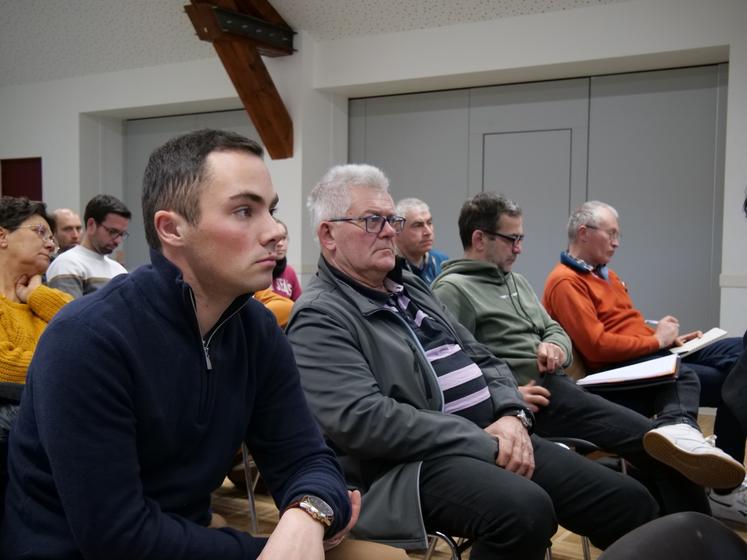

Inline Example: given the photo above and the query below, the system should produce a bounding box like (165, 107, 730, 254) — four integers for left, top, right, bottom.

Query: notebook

(670, 327, 728, 357)
(576, 354, 679, 388)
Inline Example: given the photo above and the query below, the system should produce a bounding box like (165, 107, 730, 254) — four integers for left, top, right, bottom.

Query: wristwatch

(504, 408, 533, 431)
(286, 495, 334, 529)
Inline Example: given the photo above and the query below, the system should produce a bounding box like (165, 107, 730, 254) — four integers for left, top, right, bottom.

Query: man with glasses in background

(287, 165, 662, 559)
(47, 194, 131, 298)
(543, 200, 747, 524)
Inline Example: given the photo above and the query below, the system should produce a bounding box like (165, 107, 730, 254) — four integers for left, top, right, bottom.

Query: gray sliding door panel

(480, 129, 574, 293)
(347, 66, 726, 331)
(124, 110, 257, 270)
(588, 66, 724, 331)
(468, 79, 589, 293)
(348, 90, 471, 260)
(348, 99, 366, 165)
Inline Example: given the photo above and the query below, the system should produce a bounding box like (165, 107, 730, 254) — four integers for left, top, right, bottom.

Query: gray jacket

(286, 258, 527, 549)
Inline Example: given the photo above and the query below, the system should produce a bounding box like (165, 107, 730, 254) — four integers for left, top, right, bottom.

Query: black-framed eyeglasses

(99, 224, 130, 240)
(18, 224, 58, 247)
(328, 214, 406, 234)
(585, 224, 621, 242)
(480, 229, 524, 248)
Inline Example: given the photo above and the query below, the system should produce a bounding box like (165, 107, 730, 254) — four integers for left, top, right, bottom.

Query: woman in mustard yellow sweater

(0, 197, 73, 437)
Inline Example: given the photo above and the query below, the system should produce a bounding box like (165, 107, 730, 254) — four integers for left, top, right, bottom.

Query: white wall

(1, 0, 746, 331)
(309, 0, 747, 334)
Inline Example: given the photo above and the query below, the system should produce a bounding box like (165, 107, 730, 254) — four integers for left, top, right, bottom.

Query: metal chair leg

(581, 535, 592, 560)
(241, 443, 259, 534)
(424, 534, 439, 560)
(426, 531, 461, 560)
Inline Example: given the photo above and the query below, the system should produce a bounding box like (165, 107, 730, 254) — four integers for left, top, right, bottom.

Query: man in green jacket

(432, 191, 742, 516)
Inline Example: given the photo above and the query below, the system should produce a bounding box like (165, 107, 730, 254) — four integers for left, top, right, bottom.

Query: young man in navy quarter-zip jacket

(0, 129, 406, 560)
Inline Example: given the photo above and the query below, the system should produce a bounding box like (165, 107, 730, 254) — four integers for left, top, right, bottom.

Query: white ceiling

(0, 0, 629, 88)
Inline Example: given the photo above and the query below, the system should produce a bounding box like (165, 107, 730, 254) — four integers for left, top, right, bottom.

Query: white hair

(568, 200, 619, 241)
(395, 197, 429, 218)
(307, 164, 390, 232)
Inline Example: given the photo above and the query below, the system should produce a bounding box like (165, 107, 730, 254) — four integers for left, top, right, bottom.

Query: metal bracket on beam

(213, 6, 294, 53)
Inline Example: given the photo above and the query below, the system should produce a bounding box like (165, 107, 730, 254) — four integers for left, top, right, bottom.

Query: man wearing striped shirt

(287, 164, 658, 560)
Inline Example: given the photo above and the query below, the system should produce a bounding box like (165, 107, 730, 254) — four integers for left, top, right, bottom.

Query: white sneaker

(643, 423, 746, 489)
(709, 479, 747, 526)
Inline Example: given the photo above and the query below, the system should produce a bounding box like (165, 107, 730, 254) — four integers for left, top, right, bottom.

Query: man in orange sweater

(543, 200, 747, 524)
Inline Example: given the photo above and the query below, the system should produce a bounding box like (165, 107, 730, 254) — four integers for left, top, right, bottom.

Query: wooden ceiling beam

(185, 0, 294, 159)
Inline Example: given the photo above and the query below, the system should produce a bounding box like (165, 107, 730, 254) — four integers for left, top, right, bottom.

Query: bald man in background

(51, 208, 82, 253)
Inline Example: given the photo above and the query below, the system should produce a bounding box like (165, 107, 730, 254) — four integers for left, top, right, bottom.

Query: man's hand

(674, 330, 703, 347)
(536, 342, 566, 374)
(259, 508, 325, 560)
(323, 490, 360, 551)
(484, 416, 535, 479)
(519, 380, 551, 413)
(654, 315, 680, 349)
(259, 490, 359, 558)
(15, 274, 42, 303)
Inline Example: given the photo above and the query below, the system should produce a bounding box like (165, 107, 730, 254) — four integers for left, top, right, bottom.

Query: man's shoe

(643, 424, 745, 489)
(709, 480, 747, 526)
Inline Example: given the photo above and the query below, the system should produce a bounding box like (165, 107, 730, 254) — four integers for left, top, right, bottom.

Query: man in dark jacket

(286, 163, 660, 560)
(0, 130, 407, 560)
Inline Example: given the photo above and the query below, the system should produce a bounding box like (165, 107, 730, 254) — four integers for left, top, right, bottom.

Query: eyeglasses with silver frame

(584, 224, 621, 242)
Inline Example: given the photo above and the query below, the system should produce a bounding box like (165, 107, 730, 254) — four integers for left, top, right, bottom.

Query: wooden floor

(212, 412, 747, 559)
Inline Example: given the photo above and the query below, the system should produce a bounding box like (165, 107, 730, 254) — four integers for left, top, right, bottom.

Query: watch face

(302, 495, 334, 521)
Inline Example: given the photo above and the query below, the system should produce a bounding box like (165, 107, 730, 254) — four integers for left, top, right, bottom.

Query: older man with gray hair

(544, 200, 747, 524)
(394, 197, 447, 284)
(287, 164, 659, 560)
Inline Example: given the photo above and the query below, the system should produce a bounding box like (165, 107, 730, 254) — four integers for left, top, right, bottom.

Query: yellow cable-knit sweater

(0, 285, 73, 383)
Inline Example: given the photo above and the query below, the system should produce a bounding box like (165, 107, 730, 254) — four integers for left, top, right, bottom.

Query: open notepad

(670, 327, 728, 357)
(576, 354, 680, 388)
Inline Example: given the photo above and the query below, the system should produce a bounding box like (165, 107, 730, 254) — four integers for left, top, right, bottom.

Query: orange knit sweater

(0, 285, 73, 383)
(542, 262, 660, 371)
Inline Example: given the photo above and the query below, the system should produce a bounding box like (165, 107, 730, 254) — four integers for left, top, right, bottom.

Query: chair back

(0, 381, 24, 525)
(598, 511, 747, 559)
(564, 347, 587, 381)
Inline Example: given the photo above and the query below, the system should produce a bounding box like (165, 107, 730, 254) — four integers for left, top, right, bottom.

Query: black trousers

(682, 336, 746, 463)
(534, 372, 709, 515)
(419, 435, 658, 560)
(722, 332, 747, 445)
